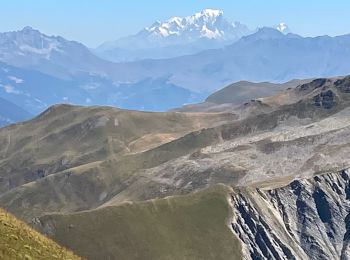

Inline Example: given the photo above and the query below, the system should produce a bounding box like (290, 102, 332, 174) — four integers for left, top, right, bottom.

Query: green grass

(0, 208, 80, 260)
(39, 184, 242, 260)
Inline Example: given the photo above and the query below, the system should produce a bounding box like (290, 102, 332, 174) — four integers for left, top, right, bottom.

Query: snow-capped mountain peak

(95, 9, 253, 61)
(119, 8, 252, 48)
(191, 8, 224, 21)
(144, 9, 238, 40)
(200, 8, 223, 17)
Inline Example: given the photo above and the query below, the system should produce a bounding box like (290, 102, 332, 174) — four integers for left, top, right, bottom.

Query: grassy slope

(0, 208, 80, 260)
(39, 184, 242, 260)
(205, 80, 313, 105)
(0, 104, 234, 194)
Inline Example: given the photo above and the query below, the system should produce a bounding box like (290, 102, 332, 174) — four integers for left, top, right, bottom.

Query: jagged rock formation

(231, 170, 350, 260)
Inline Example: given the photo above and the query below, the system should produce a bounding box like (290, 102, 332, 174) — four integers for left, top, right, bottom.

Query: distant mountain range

(0, 26, 118, 80)
(0, 61, 202, 115)
(2, 10, 350, 126)
(109, 27, 350, 93)
(95, 9, 253, 62)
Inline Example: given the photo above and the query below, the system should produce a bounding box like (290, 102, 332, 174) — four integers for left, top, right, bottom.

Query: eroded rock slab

(231, 170, 350, 260)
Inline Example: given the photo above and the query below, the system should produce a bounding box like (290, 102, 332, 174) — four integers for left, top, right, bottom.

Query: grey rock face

(231, 170, 350, 259)
(313, 90, 335, 109)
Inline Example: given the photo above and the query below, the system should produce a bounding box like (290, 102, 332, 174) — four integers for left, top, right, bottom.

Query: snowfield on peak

(276, 22, 290, 34)
(143, 8, 231, 40)
(121, 8, 250, 43)
(95, 9, 252, 61)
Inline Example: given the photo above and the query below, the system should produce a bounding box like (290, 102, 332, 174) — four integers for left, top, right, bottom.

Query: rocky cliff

(231, 170, 350, 260)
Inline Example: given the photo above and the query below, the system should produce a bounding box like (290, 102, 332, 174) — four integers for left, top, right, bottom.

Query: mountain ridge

(3, 26, 350, 104)
(95, 8, 252, 61)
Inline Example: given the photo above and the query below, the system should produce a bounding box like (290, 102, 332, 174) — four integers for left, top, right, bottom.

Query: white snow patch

(8, 76, 24, 84)
(157, 27, 170, 37)
(19, 41, 62, 60)
(276, 22, 289, 33)
(3, 84, 21, 94)
(201, 8, 223, 17)
(200, 25, 221, 39)
(143, 8, 232, 40)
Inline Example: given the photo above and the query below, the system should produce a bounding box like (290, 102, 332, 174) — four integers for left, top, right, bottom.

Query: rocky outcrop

(231, 170, 350, 259)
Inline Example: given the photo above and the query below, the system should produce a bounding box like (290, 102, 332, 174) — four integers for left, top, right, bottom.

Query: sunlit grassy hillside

(0, 208, 80, 260)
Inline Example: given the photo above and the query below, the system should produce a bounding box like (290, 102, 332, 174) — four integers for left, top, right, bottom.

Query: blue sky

(1, 0, 349, 47)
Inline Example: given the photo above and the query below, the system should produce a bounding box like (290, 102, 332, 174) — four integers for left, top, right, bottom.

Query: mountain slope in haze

(4, 26, 350, 109)
(95, 9, 252, 62)
(1, 27, 201, 112)
(0, 26, 113, 80)
(0, 27, 204, 112)
(108, 28, 350, 93)
(0, 208, 80, 259)
(0, 61, 94, 114)
(0, 96, 31, 126)
(108, 77, 205, 111)
(0, 61, 202, 114)
(2, 76, 350, 259)
(0, 26, 207, 113)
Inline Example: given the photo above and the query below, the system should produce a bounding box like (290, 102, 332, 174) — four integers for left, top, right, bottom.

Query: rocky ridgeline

(231, 170, 350, 260)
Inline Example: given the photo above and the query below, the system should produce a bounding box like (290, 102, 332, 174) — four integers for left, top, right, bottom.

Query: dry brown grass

(0, 208, 81, 260)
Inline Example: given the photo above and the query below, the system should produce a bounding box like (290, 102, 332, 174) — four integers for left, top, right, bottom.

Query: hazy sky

(1, 0, 349, 47)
